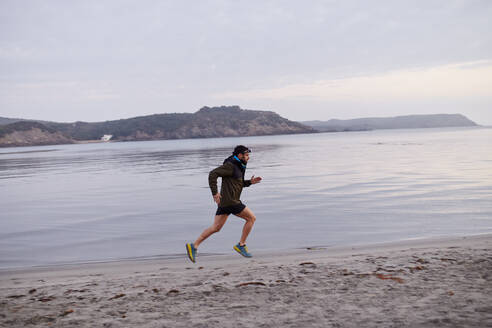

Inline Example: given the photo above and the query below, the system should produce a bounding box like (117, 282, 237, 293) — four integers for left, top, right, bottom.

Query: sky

(1, 0, 492, 124)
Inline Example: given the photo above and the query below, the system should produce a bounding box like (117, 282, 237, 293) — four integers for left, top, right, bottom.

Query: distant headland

(301, 114, 477, 132)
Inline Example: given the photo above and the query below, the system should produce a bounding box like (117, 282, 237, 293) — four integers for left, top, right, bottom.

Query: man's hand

(213, 193, 221, 204)
(250, 175, 262, 184)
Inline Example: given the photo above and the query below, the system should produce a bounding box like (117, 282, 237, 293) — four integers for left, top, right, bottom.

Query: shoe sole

(233, 245, 252, 258)
(186, 244, 195, 263)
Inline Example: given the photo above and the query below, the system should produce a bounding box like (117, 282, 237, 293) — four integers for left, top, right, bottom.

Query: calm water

(1, 127, 491, 269)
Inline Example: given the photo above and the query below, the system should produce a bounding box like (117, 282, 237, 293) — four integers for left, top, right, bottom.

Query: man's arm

(208, 163, 233, 195)
(244, 175, 262, 187)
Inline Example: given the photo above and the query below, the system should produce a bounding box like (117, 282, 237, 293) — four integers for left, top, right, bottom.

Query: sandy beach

(1, 234, 491, 327)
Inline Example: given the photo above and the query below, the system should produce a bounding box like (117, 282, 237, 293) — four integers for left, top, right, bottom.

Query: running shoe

(233, 243, 252, 258)
(186, 243, 197, 263)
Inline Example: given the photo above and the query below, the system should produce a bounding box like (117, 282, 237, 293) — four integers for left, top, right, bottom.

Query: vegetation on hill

(0, 121, 56, 138)
(0, 117, 24, 125)
(0, 121, 75, 147)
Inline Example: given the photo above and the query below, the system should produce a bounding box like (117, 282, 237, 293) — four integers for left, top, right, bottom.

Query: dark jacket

(208, 155, 252, 207)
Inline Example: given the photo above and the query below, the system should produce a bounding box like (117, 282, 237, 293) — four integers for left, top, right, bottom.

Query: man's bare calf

(193, 207, 256, 248)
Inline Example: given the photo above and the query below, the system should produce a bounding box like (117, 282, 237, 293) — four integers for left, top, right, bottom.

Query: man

(186, 145, 262, 263)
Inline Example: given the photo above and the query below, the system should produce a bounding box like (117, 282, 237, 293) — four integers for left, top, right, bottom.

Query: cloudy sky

(1, 0, 491, 124)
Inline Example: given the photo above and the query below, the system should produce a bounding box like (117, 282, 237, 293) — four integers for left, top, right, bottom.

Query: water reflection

(0, 142, 285, 179)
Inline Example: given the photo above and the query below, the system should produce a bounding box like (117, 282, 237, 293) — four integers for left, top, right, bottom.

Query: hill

(0, 106, 315, 147)
(44, 106, 314, 141)
(302, 114, 477, 132)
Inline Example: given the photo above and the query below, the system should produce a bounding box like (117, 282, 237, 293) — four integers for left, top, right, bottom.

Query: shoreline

(1, 232, 490, 274)
(1, 234, 491, 327)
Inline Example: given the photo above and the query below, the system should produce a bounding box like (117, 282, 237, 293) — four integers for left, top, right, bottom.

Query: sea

(0, 127, 491, 269)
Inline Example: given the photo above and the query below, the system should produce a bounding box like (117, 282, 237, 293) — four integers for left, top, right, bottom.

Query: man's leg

(234, 207, 256, 246)
(193, 214, 229, 248)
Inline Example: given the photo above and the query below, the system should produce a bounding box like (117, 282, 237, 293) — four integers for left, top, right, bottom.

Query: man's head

(233, 145, 251, 163)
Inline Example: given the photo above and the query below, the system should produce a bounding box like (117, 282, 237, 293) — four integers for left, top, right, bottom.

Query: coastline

(1, 234, 491, 327)
(1, 125, 488, 149)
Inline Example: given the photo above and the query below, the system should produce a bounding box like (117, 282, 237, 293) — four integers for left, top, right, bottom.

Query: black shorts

(216, 202, 246, 216)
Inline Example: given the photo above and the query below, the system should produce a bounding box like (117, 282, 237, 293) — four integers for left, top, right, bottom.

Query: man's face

(237, 152, 250, 163)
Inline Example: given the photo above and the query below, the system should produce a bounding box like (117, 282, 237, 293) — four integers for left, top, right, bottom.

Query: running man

(186, 145, 262, 262)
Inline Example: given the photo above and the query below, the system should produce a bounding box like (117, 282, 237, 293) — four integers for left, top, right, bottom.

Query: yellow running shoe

(186, 243, 197, 263)
(233, 243, 252, 257)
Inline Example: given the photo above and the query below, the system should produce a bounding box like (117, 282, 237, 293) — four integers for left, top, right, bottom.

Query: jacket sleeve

(208, 163, 233, 195)
(243, 179, 252, 187)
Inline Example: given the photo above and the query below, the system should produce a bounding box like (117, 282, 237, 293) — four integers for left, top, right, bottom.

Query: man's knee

(248, 215, 256, 223)
(211, 224, 223, 233)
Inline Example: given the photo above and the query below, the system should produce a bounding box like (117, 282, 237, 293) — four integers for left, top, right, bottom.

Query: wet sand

(1, 234, 491, 327)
